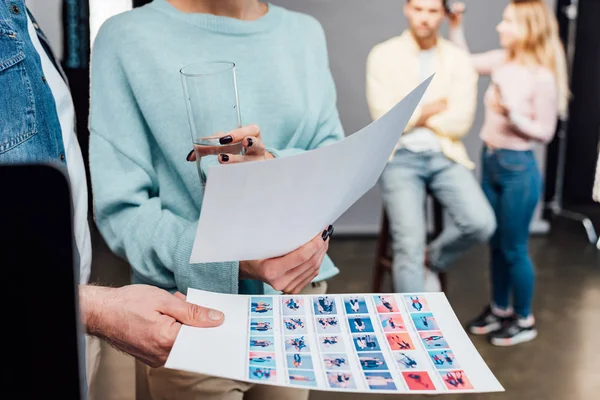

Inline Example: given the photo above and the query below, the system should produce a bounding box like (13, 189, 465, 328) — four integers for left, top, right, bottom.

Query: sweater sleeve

(268, 20, 344, 158)
(366, 45, 422, 130)
(449, 26, 506, 76)
(506, 71, 559, 143)
(425, 49, 478, 140)
(89, 20, 237, 294)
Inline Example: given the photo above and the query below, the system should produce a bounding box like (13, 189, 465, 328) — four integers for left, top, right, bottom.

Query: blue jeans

(482, 147, 540, 317)
(380, 149, 496, 292)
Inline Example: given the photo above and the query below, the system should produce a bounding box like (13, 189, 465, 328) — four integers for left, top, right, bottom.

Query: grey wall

(272, 0, 555, 234)
(26, 0, 63, 57)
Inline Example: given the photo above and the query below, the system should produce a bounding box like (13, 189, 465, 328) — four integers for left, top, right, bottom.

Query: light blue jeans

(380, 149, 496, 292)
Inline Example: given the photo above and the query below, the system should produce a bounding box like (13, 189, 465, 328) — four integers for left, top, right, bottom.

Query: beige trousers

(86, 335, 102, 399)
(138, 282, 328, 400)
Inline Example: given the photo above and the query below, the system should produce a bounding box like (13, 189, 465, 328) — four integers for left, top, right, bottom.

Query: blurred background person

(366, 0, 496, 294)
(449, 0, 568, 346)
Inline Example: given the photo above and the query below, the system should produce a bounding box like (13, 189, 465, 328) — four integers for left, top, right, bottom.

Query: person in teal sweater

(89, 0, 343, 398)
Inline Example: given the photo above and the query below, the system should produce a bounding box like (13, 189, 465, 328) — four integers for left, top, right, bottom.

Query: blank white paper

(190, 77, 433, 263)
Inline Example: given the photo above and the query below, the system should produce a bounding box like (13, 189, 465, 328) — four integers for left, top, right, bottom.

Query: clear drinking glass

(180, 61, 243, 184)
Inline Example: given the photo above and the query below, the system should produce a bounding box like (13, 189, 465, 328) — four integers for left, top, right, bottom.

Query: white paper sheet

(189, 77, 433, 263)
(166, 289, 504, 394)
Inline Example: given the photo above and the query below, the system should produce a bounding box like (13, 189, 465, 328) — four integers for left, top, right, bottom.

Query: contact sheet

(166, 289, 504, 394)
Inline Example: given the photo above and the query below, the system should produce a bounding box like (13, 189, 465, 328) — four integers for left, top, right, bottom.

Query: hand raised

(448, 2, 466, 28)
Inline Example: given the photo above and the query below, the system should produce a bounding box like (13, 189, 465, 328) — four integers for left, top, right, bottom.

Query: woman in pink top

(449, 0, 568, 346)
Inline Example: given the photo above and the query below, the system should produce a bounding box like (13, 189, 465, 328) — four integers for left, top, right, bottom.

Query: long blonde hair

(509, 0, 570, 119)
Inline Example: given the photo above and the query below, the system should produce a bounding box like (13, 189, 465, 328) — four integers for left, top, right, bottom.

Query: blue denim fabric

(481, 147, 541, 317)
(0, 1, 66, 164)
(380, 149, 496, 292)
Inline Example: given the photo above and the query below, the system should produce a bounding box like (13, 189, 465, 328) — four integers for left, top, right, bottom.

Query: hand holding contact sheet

(165, 290, 504, 394)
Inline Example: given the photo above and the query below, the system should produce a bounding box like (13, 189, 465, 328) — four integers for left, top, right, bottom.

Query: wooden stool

(372, 196, 448, 293)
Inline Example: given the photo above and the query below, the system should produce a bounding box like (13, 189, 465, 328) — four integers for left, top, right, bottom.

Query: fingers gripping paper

(165, 289, 504, 394)
(190, 77, 434, 263)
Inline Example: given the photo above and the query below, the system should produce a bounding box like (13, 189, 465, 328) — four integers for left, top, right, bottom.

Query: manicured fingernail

(219, 135, 233, 145)
(322, 229, 330, 241)
(220, 154, 229, 162)
(327, 225, 334, 237)
(186, 150, 194, 161)
(247, 137, 254, 147)
(209, 309, 224, 321)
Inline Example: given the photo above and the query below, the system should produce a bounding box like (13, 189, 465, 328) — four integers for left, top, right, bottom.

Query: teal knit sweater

(89, 1, 344, 294)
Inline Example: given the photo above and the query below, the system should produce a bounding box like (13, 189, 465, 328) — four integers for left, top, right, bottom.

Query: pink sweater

(450, 27, 559, 150)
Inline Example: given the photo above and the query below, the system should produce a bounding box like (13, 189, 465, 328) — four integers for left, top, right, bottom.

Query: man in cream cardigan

(366, 0, 496, 292)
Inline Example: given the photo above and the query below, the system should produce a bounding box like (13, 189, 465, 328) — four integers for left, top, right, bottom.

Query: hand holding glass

(180, 61, 272, 183)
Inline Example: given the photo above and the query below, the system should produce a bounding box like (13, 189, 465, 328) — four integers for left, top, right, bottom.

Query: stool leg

(372, 260, 383, 293)
(373, 210, 391, 293)
(439, 272, 448, 293)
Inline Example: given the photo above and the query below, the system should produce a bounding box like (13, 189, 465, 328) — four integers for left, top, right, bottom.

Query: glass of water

(180, 61, 243, 185)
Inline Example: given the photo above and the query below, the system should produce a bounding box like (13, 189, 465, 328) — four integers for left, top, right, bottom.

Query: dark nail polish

(327, 225, 334, 237)
(247, 137, 254, 147)
(219, 135, 233, 145)
(220, 154, 229, 162)
(322, 229, 330, 241)
(186, 150, 194, 161)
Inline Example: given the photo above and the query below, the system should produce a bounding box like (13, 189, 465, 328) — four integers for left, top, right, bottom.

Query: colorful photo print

(386, 333, 415, 350)
(419, 331, 449, 349)
(358, 352, 388, 371)
(250, 297, 273, 317)
(250, 318, 273, 334)
(402, 371, 435, 391)
(249, 366, 276, 383)
(248, 352, 276, 368)
(286, 353, 314, 369)
(380, 314, 407, 332)
(440, 370, 473, 390)
(327, 372, 357, 389)
(249, 336, 275, 351)
(314, 296, 337, 315)
(282, 297, 304, 315)
(429, 350, 459, 370)
(283, 317, 307, 334)
(353, 334, 381, 352)
(348, 315, 374, 333)
(365, 372, 397, 391)
(404, 295, 430, 313)
(316, 317, 341, 333)
(394, 351, 424, 370)
(318, 335, 345, 352)
(411, 313, 439, 331)
(373, 295, 399, 313)
(322, 354, 350, 370)
(285, 336, 310, 353)
(288, 369, 317, 387)
(344, 296, 368, 314)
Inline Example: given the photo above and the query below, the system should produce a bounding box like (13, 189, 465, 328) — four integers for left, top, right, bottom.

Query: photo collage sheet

(246, 293, 477, 393)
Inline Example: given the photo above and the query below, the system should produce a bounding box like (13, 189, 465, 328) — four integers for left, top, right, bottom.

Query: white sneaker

(423, 268, 442, 292)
